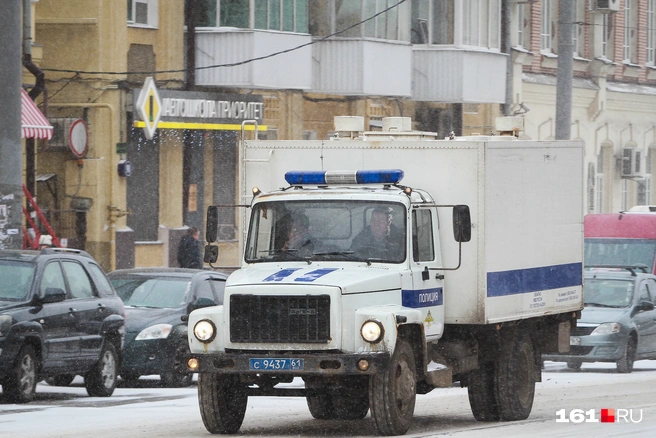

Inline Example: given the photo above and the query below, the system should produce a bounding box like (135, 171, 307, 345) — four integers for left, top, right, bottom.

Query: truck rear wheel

(467, 361, 501, 421)
(496, 330, 536, 421)
(198, 373, 248, 434)
(307, 393, 337, 420)
(369, 338, 416, 435)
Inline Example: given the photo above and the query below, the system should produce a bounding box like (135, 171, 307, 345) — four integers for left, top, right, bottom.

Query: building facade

(511, 0, 656, 214)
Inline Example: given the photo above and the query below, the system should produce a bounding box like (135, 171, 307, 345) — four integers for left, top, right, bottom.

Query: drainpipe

(22, 0, 46, 204)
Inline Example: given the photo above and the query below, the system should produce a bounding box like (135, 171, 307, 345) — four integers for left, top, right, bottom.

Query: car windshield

(585, 238, 656, 271)
(244, 200, 407, 264)
(584, 278, 634, 308)
(109, 276, 190, 308)
(0, 260, 35, 302)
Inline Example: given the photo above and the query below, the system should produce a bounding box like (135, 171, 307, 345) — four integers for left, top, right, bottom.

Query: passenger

(351, 208, 403, 260)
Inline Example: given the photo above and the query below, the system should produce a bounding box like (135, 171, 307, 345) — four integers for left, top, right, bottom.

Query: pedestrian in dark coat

(177, 227, 203, 269)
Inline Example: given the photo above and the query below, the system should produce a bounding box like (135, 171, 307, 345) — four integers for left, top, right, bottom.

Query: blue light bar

(285, 169, 404, 185)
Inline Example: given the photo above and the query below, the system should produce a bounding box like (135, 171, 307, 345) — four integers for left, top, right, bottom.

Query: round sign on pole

(68, 119, 88, 158)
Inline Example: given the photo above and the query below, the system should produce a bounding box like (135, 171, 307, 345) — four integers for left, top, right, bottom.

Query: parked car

(107, 268, 226, 387)
(0, 248, 125, 403)
(543, 265, 656, 373)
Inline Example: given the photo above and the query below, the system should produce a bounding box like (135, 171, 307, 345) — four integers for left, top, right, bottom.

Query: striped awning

(21, 88, 53, 140)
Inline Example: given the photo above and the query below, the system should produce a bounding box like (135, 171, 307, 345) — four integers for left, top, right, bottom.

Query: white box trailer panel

(239, 138, 584, 325)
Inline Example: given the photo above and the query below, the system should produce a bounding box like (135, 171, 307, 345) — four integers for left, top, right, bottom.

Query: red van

(585, 213, 656, 274)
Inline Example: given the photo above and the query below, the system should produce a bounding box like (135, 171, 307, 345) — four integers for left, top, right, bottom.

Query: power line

(41, 0, 407, 76)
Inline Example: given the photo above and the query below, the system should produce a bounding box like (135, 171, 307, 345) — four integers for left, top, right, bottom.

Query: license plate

(249, 358, 304, 371)
(570, 336, 581, 346)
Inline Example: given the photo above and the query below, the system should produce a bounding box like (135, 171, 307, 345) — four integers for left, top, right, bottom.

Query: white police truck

(187, 117, 585, 435)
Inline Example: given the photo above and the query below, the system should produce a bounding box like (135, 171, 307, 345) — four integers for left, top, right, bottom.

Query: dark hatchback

(0, 249, 125, 403)
(107, 268, 226, 386)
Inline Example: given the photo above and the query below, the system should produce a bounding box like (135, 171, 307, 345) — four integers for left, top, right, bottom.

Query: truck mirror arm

(427, 239, 463, 272)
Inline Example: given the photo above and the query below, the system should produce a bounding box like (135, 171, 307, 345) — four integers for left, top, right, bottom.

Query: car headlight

(591, 322, 621, 336)
(361, 320, 384, 344)
(135, 324, 173, 340)
(194, 319, 216, 343)
(0, 315, 12, 337)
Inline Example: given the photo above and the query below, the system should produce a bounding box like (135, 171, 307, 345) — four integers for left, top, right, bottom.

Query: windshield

(585, 238, 656, 271)
(109, 276, 190, 308)
(584, 278, 634, 308)
(0, 260, 35, 302)
(244, 200, 407, 264)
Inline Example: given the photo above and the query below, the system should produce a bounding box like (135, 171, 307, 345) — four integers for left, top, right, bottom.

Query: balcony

(312, 38, 412, 97)
(195, 29, 312, 90)
(412, 48, 507, 103)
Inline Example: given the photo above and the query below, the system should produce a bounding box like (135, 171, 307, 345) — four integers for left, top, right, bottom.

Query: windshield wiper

(260, 249, 312, 264)
(584, 302, 617, 308)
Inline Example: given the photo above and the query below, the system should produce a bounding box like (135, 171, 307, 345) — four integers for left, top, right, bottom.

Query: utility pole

(555, 0, 575, 140)
(0, 0, 23, 249)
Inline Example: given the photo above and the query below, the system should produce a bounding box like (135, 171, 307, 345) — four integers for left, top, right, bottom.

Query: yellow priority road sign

(136, 77, 162, 140)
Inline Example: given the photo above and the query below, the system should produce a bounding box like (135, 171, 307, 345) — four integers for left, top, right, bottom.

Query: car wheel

(4, 345, 39, 403)
(45, 374, 75, 386)
(85, 342, 118, 397)
(566, 360, 582, 371)
(616, 336, 637, 373)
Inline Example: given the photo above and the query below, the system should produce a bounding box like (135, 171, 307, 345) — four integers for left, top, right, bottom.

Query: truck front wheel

(198, 373, 248, 434)
(369, 338, 416, 435)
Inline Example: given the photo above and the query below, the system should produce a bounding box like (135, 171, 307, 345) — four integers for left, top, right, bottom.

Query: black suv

(0, 249, 125, 403)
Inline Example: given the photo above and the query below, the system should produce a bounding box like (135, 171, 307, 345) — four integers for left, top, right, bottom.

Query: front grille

(572, 326, 596, 336)
(230, 294, 331, 343)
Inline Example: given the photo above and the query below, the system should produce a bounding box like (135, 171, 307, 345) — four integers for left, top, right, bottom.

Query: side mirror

(187, 297, 217, 314)
(204, 244, 219, 264)
(637, 300, 655, 311)
(453, 205, 471, 242)
(206, 206, 219, 243)
(42, 287, 67, 304)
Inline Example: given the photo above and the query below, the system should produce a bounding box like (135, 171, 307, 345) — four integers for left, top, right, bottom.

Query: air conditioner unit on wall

(593, 0, 620, 13)
(47, 118, 79, 150)
(621, 147, 645, 178)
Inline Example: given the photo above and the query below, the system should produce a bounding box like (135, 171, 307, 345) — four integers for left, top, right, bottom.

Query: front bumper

(121, 335, 180, 375)
(543, 334, 627, 363)
(187, 351, 391, 376)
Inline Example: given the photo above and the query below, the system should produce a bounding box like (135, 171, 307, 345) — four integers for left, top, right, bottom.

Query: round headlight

(194, 319, 216, 343)
(361, 320, 384, 344)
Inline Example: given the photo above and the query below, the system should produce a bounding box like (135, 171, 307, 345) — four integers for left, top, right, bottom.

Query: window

(638, 150, 652, 205)
(621, 178, 629, 212)
(412, 209, 435, 262)
(573, 0, 585, 57)
(514, 3, 531, 49)
(196, 0, 308, 32)
(541, 0, 555, 53)
(623, 0, 638, 63)
(596, 149, 604, 213)
(600, 13, 614, 59)
(648, 0, 656, 64)
(62, 261, 95, 300)
(587, 162, 596, 214)
(333, 0, 407, 41)
(462, 0, 500, 48)
(411, 0, 454, 45)
(88, 263, 115, 296)
(127, 0, 158, 27)
(40, 262, 66, 296)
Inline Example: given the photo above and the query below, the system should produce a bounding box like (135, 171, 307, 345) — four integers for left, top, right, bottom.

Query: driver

(282, 212, 315, 256)
(351, 208, 402, 260)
